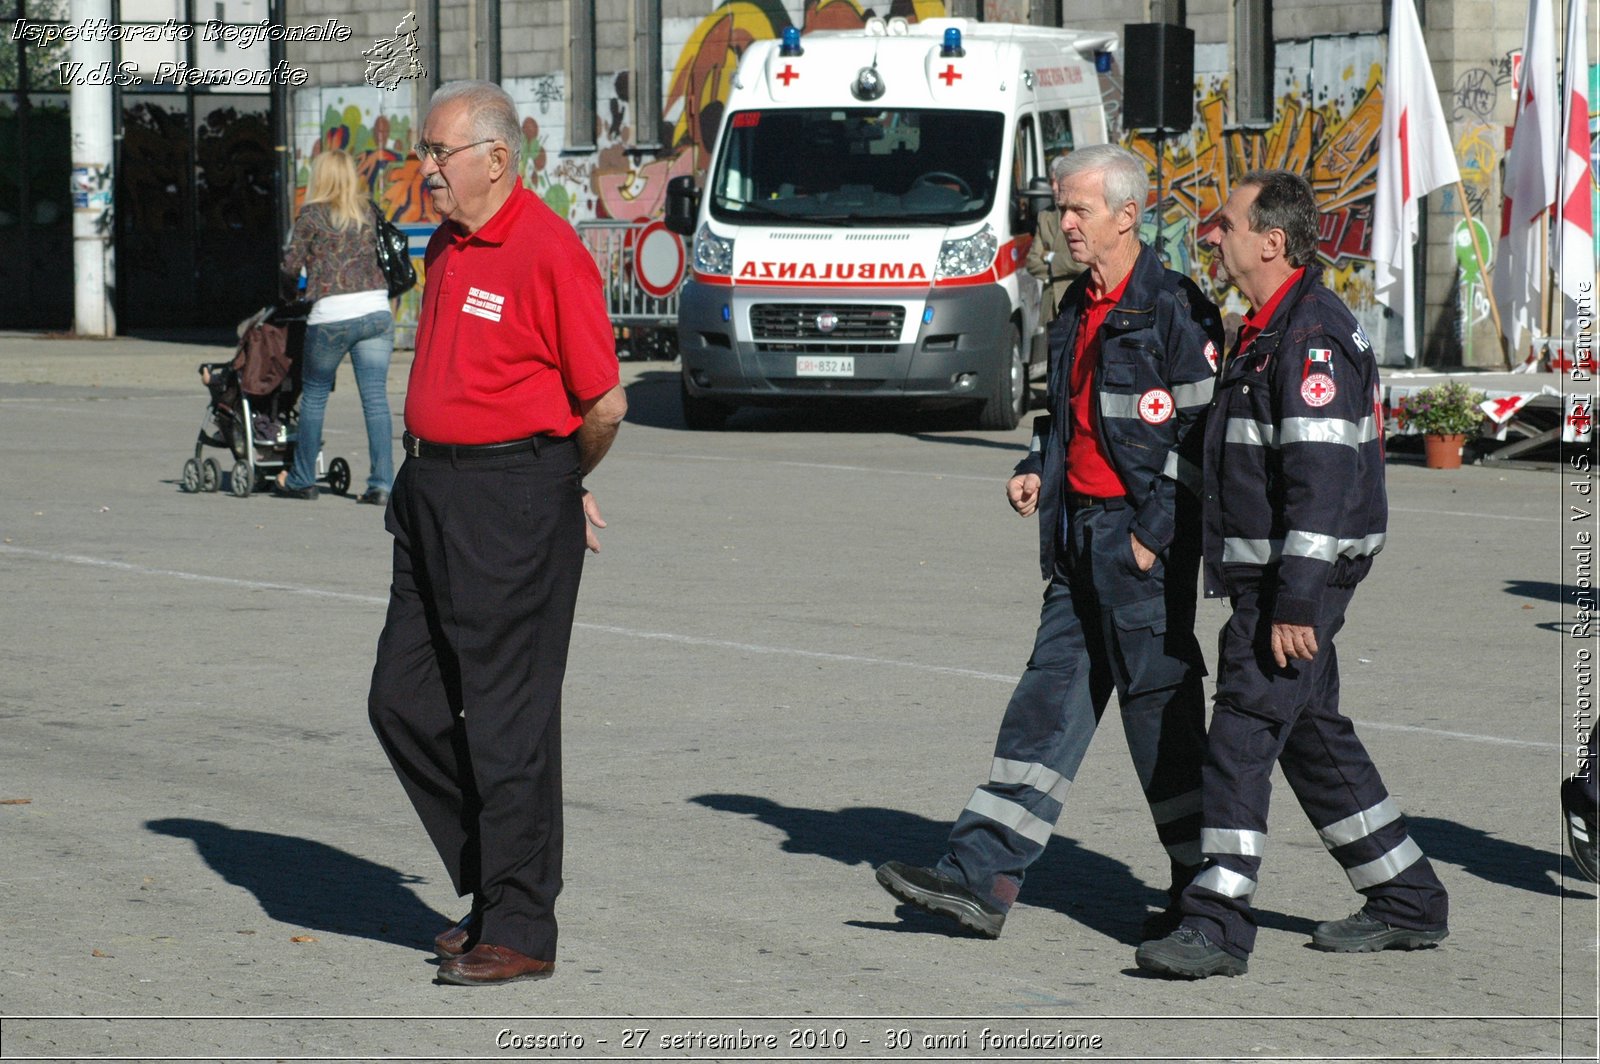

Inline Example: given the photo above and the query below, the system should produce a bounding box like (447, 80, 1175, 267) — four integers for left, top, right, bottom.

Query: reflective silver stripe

(965, 790, 1055, 847)
(1166, 840, 1203, 866)
(1317, 797, 1400, 849)
(1201, 828, 1267, 857)
(1162, 450, 1202, 492)
(1194, 865, 1256, 899)
(1345, 836, 1423, 890)
(1149, 788, 1202, 824)
(990, 757, 1071, 805)
(1225, 417, 1278, 448)
(1099, 392, 1141, 420)
(1284, 530, 1386, 562)
(1281, 415, 1378, 448)
(1172, 378, 1214, 408)
(1222, 537, 1280, 565)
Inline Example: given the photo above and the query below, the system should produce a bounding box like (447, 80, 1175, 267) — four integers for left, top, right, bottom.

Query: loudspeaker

(1122, 23, 1195, 133)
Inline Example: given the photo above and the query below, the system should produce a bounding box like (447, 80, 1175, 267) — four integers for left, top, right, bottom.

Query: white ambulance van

(664, 16, 1116, 430)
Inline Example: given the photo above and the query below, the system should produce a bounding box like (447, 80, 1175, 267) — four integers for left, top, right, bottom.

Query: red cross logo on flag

(1137, 388, 1174, 424)
(1481, 393, 1535, 424)
(1301, 373, 1337, 407)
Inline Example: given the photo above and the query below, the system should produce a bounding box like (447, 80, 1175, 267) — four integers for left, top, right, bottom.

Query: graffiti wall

(1123, 38, 1401, 358)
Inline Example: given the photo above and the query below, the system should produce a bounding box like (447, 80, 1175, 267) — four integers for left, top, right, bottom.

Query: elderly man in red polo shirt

(367, 80, 627, 987)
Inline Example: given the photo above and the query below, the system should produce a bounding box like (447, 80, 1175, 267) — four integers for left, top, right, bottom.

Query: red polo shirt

(1066, 268, 1133, 498)
(406, 180, 619, 443)
(1234, 267, 1304, 361)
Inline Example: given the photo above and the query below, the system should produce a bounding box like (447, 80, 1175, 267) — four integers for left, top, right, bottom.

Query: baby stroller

(180, 301, 350, 498)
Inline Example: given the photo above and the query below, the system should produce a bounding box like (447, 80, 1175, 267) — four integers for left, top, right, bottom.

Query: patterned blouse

(280, 202, 388, 302)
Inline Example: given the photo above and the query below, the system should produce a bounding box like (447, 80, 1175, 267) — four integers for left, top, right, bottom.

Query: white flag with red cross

(1494, 0, 1559, 356)
(1557, 0, 1596, 303)
(1371, 0, 1462, 363)
(1480, 393, 1539, 424)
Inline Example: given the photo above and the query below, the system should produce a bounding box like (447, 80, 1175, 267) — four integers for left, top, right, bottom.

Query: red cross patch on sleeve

(1301, 373, 1337, 407)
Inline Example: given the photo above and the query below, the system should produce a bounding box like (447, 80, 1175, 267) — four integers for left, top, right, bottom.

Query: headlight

(693, 223, 734, 276)
(935, 224, 997, 280)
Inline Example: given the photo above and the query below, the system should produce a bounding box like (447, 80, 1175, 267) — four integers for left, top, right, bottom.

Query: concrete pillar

(69, 0, 115, 337)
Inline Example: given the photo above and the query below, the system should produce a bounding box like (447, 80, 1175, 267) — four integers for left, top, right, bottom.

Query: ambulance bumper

(677, 281, 1016, 405)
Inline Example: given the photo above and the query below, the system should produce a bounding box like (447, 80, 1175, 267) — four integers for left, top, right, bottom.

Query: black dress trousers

(368, 436, 585, 962)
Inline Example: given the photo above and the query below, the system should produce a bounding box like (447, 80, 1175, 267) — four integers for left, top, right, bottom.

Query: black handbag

(372, 203, 417, 298)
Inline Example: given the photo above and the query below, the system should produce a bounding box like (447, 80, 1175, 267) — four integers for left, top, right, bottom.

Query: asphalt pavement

(0, 330, 1595, 1062)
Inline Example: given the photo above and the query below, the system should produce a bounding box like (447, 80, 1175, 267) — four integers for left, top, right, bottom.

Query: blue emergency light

(1095, 50, 1113, 73)
(780, 26, 803, 57)
(941, 27, 964, 57)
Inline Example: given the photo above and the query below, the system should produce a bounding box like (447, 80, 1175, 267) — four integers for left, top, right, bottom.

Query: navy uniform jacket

(1015, 243, 1223, 581)
(1200, 264, 1387, 625)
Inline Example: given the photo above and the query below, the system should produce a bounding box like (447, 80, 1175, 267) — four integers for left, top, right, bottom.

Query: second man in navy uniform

(1136, 169, 1449, 979)
(877, 144, 1221, 938)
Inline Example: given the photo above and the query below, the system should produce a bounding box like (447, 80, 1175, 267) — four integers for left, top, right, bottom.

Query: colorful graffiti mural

(1121, 37, 1390, 337)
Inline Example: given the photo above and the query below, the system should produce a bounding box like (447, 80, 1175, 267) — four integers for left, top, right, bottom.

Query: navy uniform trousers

(1179, 582, 1449, 957)
(368, 436, 585, 962)
(936, 498, 1208, 912)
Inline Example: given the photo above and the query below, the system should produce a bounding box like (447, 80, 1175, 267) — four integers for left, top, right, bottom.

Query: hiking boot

(1135, 925, 1247, 979)
(1311, 908, 1448, 952)
(874, 861, 1005, 938)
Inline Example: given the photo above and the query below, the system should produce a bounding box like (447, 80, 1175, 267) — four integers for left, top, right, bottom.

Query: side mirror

(1015, 176, 1055, 234)
(665, 175, 700, 236)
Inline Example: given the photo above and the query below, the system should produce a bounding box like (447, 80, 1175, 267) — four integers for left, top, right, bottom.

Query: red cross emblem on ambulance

(1301, 373, 1336, 407)
(1138, 388, 1174, 424)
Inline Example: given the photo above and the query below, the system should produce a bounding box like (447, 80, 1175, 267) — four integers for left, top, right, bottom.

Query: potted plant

(1396, 380, 1487, 469)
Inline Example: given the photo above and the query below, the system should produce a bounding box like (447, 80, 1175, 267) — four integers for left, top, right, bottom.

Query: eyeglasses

(413, 138, 496, 165)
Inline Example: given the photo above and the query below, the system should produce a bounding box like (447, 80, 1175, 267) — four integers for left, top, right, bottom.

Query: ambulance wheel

(977, 326, 1026, 431)
(681, 377, 731, 430)
(201, 458, 222, 492)
(326, 457, 351, 496)
(181, 459, 202, 493)
(230, 461, 252, 497)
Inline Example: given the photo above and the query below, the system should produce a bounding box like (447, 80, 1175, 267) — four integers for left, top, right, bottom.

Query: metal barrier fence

(577, 219, 685, 359)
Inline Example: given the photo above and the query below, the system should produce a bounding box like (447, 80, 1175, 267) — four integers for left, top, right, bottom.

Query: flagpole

(1540, 206, 1554, 343)
(1454, 181, 1513, 367)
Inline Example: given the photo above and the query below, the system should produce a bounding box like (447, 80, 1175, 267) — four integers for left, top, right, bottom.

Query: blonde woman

(276, 149, 395, 505)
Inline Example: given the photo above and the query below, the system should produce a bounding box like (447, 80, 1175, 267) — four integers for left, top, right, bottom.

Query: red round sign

(633, 221, 685, 298)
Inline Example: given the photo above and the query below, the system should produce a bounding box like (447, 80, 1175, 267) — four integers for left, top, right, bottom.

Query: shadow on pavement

(691, 793, 1179, 945)
(1407, 815, 1579, 897)
(145, 817, 448, 948)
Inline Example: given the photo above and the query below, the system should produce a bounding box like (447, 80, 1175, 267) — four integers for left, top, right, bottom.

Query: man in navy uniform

(1137, 170, 1449, 979)
(876, 144, 1220, 939)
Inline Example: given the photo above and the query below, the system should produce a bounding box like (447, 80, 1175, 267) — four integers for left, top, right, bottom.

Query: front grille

(750, 303, 904, 341)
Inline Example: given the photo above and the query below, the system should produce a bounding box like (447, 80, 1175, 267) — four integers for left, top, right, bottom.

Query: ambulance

(665, 16, 1117, 430)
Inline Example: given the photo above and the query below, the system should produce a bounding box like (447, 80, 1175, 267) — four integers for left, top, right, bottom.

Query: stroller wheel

(326, 457, 351, 496)
(202, 458, 222, 492)
(181, 459, 202, 493)
(230, 461, 253, 498)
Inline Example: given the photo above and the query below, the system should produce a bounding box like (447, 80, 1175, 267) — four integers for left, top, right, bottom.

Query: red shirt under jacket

(1066, 267, 1134, 498)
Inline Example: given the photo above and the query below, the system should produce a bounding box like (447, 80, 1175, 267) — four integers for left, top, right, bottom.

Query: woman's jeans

(287, 310, 394, 492)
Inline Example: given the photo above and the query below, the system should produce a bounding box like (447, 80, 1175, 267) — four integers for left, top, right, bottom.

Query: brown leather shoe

(432, 909, 482, 959)
(437, 943, 555, 986)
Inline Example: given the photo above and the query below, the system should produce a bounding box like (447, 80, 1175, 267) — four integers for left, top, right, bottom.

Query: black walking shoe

(874, 861, 1005, 938)
(1135, 925, 1248, 978)
(1139, 906, 1184, 942)
(272, 480, 318, 500)
(1311, 908, 1448, 952)
(1562, 776, 1599, 882)
(357, 488, 390, 506)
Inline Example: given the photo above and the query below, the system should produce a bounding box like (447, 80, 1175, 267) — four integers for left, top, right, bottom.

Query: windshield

(709, 108, 1006, 225)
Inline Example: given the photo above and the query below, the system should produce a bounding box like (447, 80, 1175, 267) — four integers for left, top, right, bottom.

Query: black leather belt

(1067, 492, 1127, 510)
(402, 431, 551, 460)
